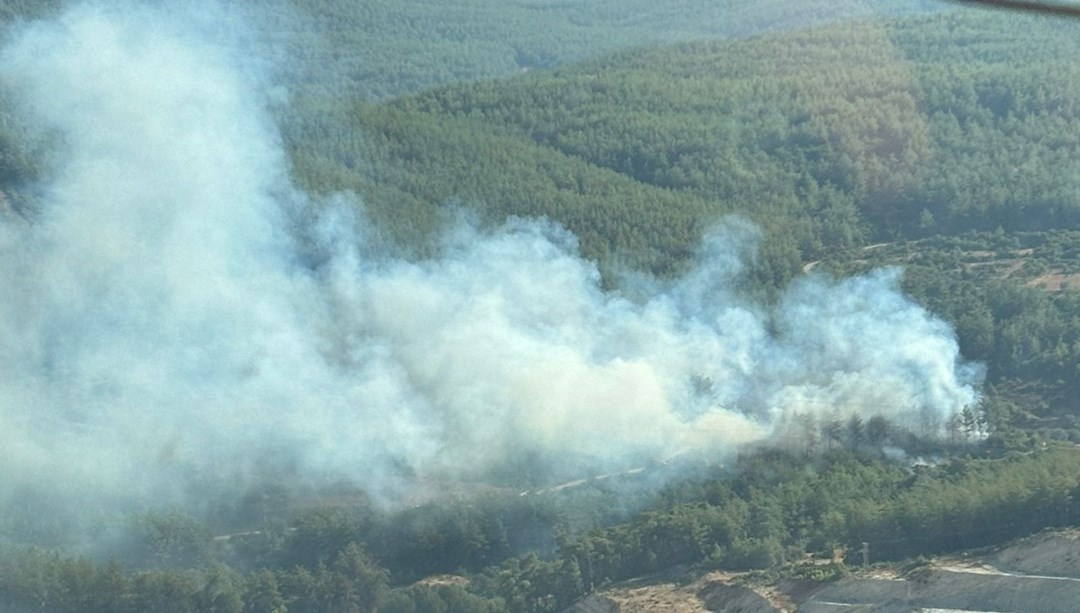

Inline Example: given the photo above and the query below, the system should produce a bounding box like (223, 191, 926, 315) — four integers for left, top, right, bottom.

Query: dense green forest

(285, 10, 1080, 277)
(6, 2, 1080, 612)
(281, 8, 1080, 416)
(252, 0, 941, 101)
(6, 445, 1080, 612)
(0, 0, 937, 100)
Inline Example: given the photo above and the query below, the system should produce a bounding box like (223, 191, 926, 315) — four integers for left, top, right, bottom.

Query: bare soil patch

(1027, 271, 1080, 291)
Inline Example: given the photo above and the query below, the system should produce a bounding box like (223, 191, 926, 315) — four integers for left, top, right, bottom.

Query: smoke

(0, 2, 980, 528)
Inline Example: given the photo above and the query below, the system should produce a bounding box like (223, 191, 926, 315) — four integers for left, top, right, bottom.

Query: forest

(4, 1, 1080, 612)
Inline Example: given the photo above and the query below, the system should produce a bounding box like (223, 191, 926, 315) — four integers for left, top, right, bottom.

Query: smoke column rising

(0, 3, 981, 519)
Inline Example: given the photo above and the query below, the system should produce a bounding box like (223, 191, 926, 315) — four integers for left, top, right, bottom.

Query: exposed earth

(562, 530, 1080, 612)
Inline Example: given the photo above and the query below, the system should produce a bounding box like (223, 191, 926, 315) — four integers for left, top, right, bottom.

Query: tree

(332, 543, 388, 613)
(130, 571, 199, 613)
(242, 570, 286, 613)
(867, 415, 890, 447)
(89, 561, 132, 613)
(130, 512, 211, 569)
(846, 415, 865, 448)
(824, 418, 844, 450)
(280, 508, 361, 569)
(194, 566, 243, 613)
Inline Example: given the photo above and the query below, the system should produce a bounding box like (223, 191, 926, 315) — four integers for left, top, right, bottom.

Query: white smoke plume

(0, 3, 981, 523)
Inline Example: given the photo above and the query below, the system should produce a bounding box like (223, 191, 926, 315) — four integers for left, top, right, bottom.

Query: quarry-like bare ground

(564, 529, 1080, 612)
(573, 570, 782, 613)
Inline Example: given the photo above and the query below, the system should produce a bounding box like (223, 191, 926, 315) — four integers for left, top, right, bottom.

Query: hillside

(3, 3, 1080, 613)
(8, 446, 1080, 611)
(9, 7, 1080, 280)
(234, 0, 943, 101)
(281, 10, 1080, 280)
(0, 0, 939, 101)
(278, 8, 1080, 435)
(812, 230, 1080, 436)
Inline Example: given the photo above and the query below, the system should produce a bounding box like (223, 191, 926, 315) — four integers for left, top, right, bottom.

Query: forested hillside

(277, 11, 1080, 425)
(4, 2, 1080, 613)
(254, 0, 940, 101)
(0, 0, 937, 101)
(284, 10, 1080, 280)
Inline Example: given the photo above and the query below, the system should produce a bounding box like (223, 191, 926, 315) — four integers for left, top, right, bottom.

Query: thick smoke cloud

(0, 3, 981, 519)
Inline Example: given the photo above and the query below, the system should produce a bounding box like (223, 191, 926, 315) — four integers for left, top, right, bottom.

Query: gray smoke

(0, 2, 980, 522)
